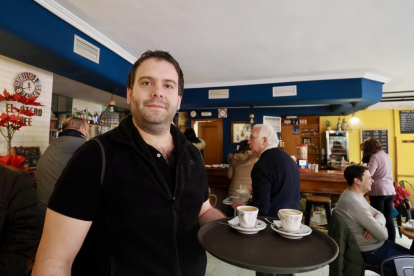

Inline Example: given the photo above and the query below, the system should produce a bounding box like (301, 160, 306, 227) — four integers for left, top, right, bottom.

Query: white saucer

(310, 217, 328, 226)
(229, 219, 267, 234)
(270, 222, 312, 239)
(222, 196, 249, 205)
(236, 189, 250, 195)
(402, 222, 414, 231)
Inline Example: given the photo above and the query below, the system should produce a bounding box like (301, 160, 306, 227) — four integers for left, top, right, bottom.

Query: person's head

(184, 128, 201, 143)
(236, 140, 250, 154)
(126, 50, 183, 135)
(127, 50, 184, 96)
(248, 124, 279, 155)
(362, 138, 382, 156)
(62, 117, 90, 140)
(344, 165, 374, 194)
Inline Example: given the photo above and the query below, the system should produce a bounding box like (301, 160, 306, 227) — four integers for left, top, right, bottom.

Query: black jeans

(369, 195, 396, 242)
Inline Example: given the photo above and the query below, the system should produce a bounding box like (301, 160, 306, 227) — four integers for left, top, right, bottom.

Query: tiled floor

(205, 227, 412, 276)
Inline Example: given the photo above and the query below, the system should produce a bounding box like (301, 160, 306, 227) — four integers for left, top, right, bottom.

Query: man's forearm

(32, 259, 71, 276)
(199, 207, 225, 226)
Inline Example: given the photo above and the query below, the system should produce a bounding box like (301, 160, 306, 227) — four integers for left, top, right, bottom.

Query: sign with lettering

(400, 110, 414, 134)
(361, 129, 389, 154)
(12, 146, 41, 169)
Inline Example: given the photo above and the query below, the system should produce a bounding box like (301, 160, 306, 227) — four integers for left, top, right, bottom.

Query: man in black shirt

(33, 50, 224, 276)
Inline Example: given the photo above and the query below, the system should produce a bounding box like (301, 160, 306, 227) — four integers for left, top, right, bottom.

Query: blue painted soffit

(0, 0, 384, 116)
(182, 78, 384, 116)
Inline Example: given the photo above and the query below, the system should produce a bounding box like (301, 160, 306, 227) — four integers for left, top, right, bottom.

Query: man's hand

(231, 200, 246, 210)
(371, 209, 377, 217)
(363, 229, 374, 240)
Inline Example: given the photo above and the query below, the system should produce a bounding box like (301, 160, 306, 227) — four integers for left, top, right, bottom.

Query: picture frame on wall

(302, 138, 311, 145)
(231, 121, 251, 145)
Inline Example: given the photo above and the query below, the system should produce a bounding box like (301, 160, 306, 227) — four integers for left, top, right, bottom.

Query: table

(400, 226, 414, 251)
(198, 217, 339, 275)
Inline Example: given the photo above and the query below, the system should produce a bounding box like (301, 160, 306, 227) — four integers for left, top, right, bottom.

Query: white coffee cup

(314, 164, 319, 173)
(237, 206, 259, 229)
(313, 211, 322, 224)
(278, 209, 303, 232)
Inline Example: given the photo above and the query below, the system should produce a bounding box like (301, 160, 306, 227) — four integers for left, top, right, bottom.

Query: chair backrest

(381, 255, 414, 276)
(328, 210, 366, 276)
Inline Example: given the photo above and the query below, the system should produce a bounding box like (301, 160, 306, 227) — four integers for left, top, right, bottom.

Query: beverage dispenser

(296, 144, 309, 172)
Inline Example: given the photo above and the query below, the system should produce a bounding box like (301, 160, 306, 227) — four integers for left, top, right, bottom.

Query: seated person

(335, 165, 412, 271)
(0, 163, 43, 275)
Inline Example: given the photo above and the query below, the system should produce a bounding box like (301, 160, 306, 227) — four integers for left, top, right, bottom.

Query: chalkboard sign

(361, 129, 388, 154)
(12, 146, 41, 168)
(400, 110, 414, 133)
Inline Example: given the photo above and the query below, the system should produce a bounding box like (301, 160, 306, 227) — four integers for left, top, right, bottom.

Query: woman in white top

(362, 138, 395, 241)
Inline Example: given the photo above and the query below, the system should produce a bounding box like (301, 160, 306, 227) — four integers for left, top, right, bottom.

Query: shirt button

(157, 153, 161, 158)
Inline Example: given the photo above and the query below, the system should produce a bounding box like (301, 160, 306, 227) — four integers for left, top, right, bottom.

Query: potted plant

(0, 89, 43, 154)
(326, 120, 331, 131)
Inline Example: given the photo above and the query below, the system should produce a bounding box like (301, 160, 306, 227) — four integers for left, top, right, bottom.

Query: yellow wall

(320, 108, 414, 197)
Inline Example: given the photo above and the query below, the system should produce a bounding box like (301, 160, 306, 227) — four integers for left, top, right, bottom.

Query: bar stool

(304, 195, 332, 226)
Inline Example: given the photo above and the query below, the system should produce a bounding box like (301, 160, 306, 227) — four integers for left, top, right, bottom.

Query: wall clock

(14, 72, 42, 98)
(190, 110, 197, 118)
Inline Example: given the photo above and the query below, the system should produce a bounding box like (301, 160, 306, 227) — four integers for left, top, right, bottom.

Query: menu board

(400, 110, 414, 133)
(12, 146, 41, 168)
(361, 129, 388, 154)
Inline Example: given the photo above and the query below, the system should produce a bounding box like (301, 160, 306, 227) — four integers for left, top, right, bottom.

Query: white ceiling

(48, 0, 414, 109)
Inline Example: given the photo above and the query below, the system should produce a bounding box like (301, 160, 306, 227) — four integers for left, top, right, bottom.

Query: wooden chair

(304, 195, 332, 226)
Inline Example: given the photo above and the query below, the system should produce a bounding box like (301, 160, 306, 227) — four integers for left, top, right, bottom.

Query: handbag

(396, 186, 414, 212)
(404, 198, 414, 212)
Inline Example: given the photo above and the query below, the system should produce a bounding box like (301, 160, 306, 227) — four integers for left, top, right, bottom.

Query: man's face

(127, 58, 182, 134)
(248, 127, 265, 154)
(358, 170, 374, 193)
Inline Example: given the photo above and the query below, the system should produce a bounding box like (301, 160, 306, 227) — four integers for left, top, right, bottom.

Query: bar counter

(206, 167, 348, 214)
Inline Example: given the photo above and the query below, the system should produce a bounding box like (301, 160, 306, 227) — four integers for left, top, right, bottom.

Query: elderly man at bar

(233, 124, 300, 217)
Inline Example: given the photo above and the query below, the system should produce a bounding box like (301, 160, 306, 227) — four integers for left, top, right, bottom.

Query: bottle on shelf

(337, 117, 341, 131)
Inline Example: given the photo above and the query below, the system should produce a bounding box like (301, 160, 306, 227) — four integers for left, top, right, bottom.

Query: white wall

(72, 99, 103, 117)
(0, 55, 53, 155)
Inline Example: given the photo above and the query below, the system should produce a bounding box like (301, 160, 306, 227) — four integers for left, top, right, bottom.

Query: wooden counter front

(206, 167, 348, 198)
(300, 170, 348, 195)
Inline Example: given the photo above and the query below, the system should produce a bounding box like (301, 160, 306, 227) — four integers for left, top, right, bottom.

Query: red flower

(20, 109, 36, 117)
(18, 95, 43, 106)
(8, 114, 23, 123)
(0, 89, 14, 102)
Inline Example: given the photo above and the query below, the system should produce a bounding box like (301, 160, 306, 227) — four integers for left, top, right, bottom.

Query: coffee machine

(296, 144, 309, 172)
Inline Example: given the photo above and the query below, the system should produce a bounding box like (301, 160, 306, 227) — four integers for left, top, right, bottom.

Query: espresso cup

(237, 206, 259, 229)
(278, 209, 303, 232)
(313, 211, 322, 224)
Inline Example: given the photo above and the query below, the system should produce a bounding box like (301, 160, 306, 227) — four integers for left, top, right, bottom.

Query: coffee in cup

(278, 209, 303, 232)
(237, 206, 259, 229)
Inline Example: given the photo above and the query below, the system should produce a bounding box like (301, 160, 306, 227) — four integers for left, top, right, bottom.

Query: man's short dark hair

(344, 165, 368, 186)
(126, 50, 184, 96)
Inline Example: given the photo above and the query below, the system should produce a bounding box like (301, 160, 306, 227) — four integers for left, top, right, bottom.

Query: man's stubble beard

(130, 96, 177, 135)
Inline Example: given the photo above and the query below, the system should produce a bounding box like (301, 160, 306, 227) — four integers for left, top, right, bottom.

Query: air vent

(73, 35, 100, 64)
(272, 85, 297, 97)
(209, 89, 229, 99)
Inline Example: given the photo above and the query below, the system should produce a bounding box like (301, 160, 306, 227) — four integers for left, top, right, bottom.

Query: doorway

(192, 119, 223, 165)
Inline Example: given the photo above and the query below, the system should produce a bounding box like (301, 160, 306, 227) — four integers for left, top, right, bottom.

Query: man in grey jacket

(36, 117, 89, 217)
(336, 165, 412, 271)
